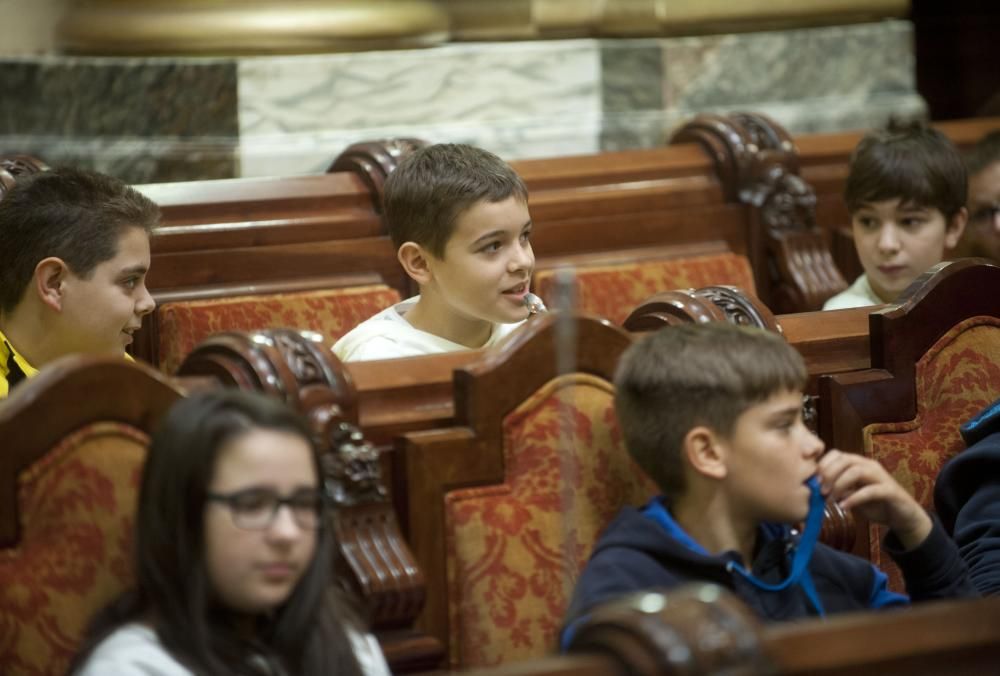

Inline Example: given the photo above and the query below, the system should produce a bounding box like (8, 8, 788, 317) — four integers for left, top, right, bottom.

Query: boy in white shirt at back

(334, 144, 535, 361)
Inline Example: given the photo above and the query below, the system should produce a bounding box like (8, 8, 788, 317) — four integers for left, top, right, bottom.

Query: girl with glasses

(71, 389, 389, 676)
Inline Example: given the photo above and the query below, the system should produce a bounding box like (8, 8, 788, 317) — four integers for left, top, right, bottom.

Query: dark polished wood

(0, 154, 50, 198)
(453, 590, 1000, 676)
(671, 112, 847, 313)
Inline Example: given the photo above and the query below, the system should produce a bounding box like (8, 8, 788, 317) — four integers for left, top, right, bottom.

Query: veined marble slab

(0, 20, 924, 183)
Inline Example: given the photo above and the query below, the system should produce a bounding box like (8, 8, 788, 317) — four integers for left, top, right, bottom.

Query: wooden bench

(453, 586, 1000, 676)
(821, 258, 1000, 588)
(0, 341, 442, 674)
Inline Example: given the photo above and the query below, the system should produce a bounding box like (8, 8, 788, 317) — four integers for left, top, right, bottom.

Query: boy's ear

(397, 242, 434, 286)
(34, 257, 70, 312)
(683, 426, 728, 481)
(944, 207, 968, 250)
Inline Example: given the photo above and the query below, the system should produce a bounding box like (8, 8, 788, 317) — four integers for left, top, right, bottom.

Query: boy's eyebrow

(117, 264, 149, 277)
(471, 219, 533, 245)
(767, 405, 801, 420)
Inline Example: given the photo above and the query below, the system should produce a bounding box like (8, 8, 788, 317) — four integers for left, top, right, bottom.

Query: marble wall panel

(0, 56, 238, 182)
(662, 20, 916, 115)
(237, 40, 602, 175)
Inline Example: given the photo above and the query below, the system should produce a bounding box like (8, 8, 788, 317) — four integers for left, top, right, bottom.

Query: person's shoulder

(332, 301, 423, 362)
(822, 275, 878, 310)
(76, 624, 191, 676)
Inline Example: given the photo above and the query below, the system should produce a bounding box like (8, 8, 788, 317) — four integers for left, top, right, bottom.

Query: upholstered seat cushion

(443, 374, 656, 667)
(533, 252, 756, 324)
(156, 284, 401, 373)
(863, 316, 1000, 591)
(0, 422, 149, 676)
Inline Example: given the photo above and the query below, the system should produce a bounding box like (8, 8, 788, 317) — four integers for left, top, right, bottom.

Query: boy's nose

(508, 241, 534, 272)
(136, 284, 156, 317)
(803, 429, 825, 461)
(877, 224, 902, 254)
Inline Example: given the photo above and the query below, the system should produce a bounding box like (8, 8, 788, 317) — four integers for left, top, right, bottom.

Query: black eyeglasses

(206, 487, 325, 530)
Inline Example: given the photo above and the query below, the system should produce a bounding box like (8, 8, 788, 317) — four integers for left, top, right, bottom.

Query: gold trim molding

(57, 0, 450, 55)
(443, 0, 909, 40)
(56, 0, 909, 56)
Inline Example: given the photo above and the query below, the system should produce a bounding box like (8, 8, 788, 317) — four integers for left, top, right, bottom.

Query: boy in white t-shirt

(334, 144, 535, 361)
(823, 122, 967, 311)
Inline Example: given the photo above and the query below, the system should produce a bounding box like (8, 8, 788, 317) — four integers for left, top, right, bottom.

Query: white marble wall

(1, 19, 926, 183)
(237, 40, 603, 176)
(236, 19, 925, 177)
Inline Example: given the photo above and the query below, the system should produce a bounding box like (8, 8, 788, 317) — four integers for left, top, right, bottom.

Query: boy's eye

(856, 217, 878, 230)
(480, 241, 501, 253)
(520, 229, 532, 242)
(900, 217, 925, 228)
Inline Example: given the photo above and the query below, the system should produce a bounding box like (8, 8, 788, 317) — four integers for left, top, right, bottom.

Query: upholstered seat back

(862, 316, 1000, 590)
(0, 422, 149, 676)
(156, 284, 401, 373)
(533, 252, 755, 324)
(443, 373, 656, 667)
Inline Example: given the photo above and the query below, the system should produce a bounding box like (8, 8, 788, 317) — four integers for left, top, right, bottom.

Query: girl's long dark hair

(70, 390, 365, 676)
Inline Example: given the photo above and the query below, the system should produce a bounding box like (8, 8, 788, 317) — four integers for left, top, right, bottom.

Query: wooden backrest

(533, 243, 756, 324)
(821, 259, 1000, 586)
(397, 315, 655, 668)
(0, 356, 182, 676)
(149, 282, 401, 373)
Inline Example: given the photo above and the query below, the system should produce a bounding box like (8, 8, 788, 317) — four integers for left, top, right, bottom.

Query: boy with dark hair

(955, 130, 1000, 262)
(0, 167, 159, 398)
(824, 121, 968, 309)
(563, 323, 975, 635)
(333, 143, 534, 361)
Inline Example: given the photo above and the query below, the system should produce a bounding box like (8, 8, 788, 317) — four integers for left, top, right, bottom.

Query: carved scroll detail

(565, 583, 771, 675)
(0, 155, 50, 199)
(328, 138, 428, 217)
(623, 285, 777, 333)
(671, 113, 846, 312)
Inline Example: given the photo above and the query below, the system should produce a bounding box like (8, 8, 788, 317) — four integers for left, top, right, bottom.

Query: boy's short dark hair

(845, 120, 967, 219)
(383, 143, 528, 258)
(965, 130, 1000, 176)
(0, 167, 160, 314)
(614, 323, 807, 500)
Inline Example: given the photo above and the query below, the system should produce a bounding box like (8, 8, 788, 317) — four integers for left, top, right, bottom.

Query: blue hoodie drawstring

(725, 476, 826, 617)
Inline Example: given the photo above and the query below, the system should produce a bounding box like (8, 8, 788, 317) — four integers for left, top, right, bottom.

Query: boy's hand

(817, 449, 932, 551)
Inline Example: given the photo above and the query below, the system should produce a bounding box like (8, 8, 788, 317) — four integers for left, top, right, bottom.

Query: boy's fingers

(826, 464, 872, 501)
(837, 483, 889, 511)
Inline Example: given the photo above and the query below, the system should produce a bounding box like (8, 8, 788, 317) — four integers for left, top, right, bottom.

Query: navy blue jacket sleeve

(883, 513, 979, 600)
(935, 430, 1000, 596)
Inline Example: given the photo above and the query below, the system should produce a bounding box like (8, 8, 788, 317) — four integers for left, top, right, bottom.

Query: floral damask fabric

(156, 284, 402, 374)
(533, 253, 755, 325)
(0, 422, 149, 676)
(863, 317, 1000, 592)
(443, 374, 657, 667)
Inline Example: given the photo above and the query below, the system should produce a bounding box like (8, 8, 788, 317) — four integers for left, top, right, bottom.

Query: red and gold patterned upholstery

(862, 316, 1000, 591)
(156, 284, 401, 373)
(442, 374, 657, 667)
(533, 252, 756, 325)
(0, 422, 148, 676)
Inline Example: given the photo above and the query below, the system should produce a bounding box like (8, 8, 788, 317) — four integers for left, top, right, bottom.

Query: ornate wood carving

(622, 285, 778, 333)
(0, 155, 50, 199)
(671, 113, 847, 313)
(564, 583, 771, 675)
(327, 138, 428, 217)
